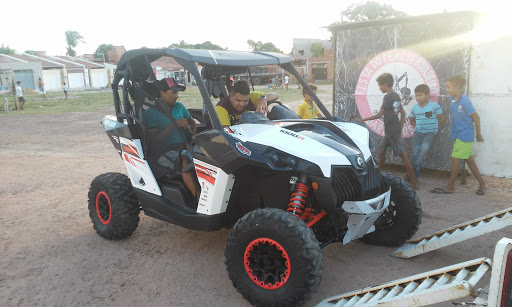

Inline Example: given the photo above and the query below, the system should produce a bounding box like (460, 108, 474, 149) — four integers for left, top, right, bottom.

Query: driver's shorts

(158, 149, 193, 170)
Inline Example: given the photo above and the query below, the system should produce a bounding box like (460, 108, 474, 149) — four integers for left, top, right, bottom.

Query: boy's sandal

(431, 187, 453, 194)
(476, 188, 485, 195)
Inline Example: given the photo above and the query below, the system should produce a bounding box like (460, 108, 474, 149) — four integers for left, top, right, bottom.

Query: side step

(392, 207, 512, 258)
(317, 258, 491, 306)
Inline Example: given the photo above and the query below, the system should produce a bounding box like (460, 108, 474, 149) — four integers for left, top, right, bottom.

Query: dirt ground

(2, 95, 512, 306)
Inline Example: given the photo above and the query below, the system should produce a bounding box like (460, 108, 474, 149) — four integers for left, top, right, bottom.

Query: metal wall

(331, 12, 476, 172)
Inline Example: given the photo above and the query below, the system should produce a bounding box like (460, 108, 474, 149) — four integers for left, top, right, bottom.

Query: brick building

(308, 48, 334, 81)
(291, 38, 334, 81)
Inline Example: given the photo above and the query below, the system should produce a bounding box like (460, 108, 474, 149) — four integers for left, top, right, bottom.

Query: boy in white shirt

(15, 81, 26, 110)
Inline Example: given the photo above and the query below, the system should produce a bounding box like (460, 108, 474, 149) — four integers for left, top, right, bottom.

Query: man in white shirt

(15, 81, 26, 110)
(284, 75, 289, 90)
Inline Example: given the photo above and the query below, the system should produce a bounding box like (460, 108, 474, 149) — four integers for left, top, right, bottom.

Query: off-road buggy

(88, 48, 421, 306)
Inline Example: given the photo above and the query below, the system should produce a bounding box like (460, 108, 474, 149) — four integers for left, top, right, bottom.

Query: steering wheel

(267, 99, 283, 107)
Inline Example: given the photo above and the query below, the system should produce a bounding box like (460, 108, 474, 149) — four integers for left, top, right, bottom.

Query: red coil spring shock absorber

(287, 183, 309, 217)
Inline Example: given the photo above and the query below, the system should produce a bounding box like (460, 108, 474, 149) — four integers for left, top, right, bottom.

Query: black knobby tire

(225, 208, 323, 306)
(360, 173, 422, 246)
(88, 172, 140, 240)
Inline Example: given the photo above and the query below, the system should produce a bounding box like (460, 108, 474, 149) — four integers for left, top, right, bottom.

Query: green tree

(247, 40, 282, 53)
(338, 1, 407, 23)
(168, 40, 225, 50)
(0, 44, 15, 54)
(94, 44, 113, 61)
(193, 41, 225, 50)
(65, 30, 84, 57)
(24, 50, 38, 55)
(310, 43, 324, 57)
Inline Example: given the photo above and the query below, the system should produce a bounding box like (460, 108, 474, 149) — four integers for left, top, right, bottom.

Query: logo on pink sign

(355, 49, 440, 138)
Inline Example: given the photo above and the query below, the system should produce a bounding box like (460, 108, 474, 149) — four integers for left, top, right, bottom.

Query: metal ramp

(317, 258, 491, 306)
(392, 207, 512, 259)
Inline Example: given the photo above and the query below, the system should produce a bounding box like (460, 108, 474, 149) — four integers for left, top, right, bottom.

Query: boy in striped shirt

(409, 84, 446, 180)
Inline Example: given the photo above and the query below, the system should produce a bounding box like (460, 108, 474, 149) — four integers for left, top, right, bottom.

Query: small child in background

(409, 84, 446, 181)
(63, 83, 68, 99)
(297, 84, 322, 119)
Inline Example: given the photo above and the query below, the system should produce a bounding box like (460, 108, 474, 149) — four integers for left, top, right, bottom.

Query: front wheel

(360, 173, 422, 246)
(225, 208, 323, 306)
(88, 172, 140, 240)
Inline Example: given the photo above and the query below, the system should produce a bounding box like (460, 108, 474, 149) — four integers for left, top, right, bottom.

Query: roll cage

(111, 48, 334, 134)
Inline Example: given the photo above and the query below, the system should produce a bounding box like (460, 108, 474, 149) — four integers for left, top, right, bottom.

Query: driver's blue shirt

(144, 102, 191, 144)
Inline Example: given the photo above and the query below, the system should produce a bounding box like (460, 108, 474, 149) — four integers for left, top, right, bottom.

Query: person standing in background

(38, 78, 45, 100)
(63, 83, 68, 99)
(15, 81, 25, 110)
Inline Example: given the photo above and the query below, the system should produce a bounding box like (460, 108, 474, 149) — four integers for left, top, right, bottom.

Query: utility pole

(11, 69, 17, 110)
(99, 53, 106, 65)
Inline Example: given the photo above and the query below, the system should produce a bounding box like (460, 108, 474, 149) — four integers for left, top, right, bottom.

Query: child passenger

(432, 75, 486, 195)
(297, 84, 322, 119)
(356, 73, 419, 189)
(409, 84, 446, 181)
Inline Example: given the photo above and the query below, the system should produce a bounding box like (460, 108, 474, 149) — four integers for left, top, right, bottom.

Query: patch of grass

(312, 80, 333, 85)
(0, 89, 113, 115)
(0, 84, 326, 116)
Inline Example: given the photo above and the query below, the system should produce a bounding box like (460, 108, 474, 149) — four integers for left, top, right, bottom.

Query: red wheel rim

(244, 238, 291, 290)
(95, 191, 111, 225)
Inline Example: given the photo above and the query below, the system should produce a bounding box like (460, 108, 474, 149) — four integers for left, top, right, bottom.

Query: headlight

(264, 148, 323, 176)
(265, 149, 297, 169)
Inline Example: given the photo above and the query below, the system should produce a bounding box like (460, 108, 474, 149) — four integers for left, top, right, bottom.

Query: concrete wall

(468, 16, 512, 177)
(0, 62, 42, 91)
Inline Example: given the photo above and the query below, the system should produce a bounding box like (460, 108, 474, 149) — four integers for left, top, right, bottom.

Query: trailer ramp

(392, 207, 512, 259)
(317, 258, 490, 306)
(318, 238, 512, 306)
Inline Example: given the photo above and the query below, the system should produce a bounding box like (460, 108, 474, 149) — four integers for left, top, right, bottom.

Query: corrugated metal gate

(14, 70, 35, 90)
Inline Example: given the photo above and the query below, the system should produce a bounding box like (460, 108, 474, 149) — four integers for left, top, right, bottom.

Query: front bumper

(341, 188, 391, 245)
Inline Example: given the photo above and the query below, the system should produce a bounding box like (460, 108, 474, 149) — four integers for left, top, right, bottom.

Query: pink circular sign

(355, 49, 440, 138)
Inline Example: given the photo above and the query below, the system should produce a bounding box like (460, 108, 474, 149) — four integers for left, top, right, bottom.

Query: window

(311, 63, 328, 69)
(299, 50, 304, 56)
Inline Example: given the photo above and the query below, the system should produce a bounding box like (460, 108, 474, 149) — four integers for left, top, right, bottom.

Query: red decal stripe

(196, 170, 216, 185)
(194, 164, 217, 175)
(122, 144, 141, 159)
(131, 157, 145, 164)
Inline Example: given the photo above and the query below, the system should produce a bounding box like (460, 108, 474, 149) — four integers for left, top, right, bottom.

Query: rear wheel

(88, 172, 140, 240)
(360, 173, 422, 246)
(225, 208, 323, 306)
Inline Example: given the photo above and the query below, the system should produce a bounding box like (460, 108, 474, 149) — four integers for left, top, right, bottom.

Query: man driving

(144, 77, 198, 198)
(215, 80, 278, 127)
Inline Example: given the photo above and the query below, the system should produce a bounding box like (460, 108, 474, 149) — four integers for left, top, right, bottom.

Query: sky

(1, 0, 509, 56)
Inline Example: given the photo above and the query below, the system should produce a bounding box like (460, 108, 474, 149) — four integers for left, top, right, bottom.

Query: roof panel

(9, 54, 63, 69)
(167, 49, 293, 66)
(116, 48, 294, 71)
(57, 56, 104, 68)
(38, 55, 82, 68)
(0, 56, 18, 63)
